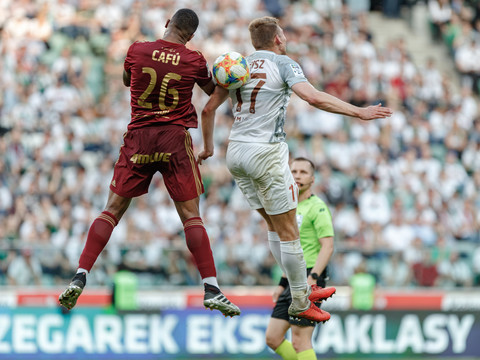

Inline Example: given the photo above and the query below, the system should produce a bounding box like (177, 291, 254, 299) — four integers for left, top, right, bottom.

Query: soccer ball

(212, 52, 250, 90)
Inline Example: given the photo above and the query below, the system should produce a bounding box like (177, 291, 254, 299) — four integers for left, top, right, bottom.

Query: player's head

(291, 157, 315, 193)
(248, 16, 287, 54)
(166, 8, 199, 42)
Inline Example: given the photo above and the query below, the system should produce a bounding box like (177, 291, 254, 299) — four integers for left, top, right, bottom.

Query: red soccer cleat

(309, 284, 336, 302)
(289, 301, 331, 323)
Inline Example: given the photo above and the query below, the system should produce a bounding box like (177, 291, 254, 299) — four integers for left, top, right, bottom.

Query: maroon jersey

(124, 39, 212, 130)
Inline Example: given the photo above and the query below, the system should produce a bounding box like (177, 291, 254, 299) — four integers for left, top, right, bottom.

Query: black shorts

(271, 275, 327, 327)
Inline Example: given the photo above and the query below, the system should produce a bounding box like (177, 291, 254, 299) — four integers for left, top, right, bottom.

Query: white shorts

(226, 141, 298, 215)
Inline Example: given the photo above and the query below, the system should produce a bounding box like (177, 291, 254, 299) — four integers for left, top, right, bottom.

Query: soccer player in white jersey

(199, 16, 392, 322)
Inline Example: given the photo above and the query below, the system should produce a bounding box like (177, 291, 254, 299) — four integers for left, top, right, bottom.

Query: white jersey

(228, 50, 308, 143)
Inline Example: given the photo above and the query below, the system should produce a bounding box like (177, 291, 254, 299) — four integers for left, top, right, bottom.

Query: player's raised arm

(199, 80, 216, 96)
(198, 85, 229, 164)
(291, 81, 393, 120)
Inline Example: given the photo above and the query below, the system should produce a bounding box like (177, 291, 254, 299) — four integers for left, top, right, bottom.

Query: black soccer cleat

(203, 284, 241, 317)
(59, 272, 86, 310)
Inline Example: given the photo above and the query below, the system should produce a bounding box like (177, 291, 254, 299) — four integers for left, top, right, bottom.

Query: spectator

(379, 252, 412, 287)
(382, 212, 416, 252)
(7, 248, 43, 286)
(438, 251, 473, 287)
(350, 259, 376, 310)
(428, 0, 452, 41)
(357, 180, 391, 226)
(412, 249, 440, 287)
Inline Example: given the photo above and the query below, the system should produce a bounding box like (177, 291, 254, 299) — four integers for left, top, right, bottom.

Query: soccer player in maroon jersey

(59, 8, 240, 317)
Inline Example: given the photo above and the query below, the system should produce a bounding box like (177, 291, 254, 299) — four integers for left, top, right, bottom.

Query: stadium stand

(0, 0, 479, 289)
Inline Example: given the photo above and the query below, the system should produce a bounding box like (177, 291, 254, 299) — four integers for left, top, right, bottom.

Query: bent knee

(291, 337, 311, 353)
(265, 334, 283, 351)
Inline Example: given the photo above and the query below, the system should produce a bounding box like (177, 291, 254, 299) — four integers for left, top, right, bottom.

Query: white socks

(280, 239, 308, 307)
(202, 277, 219, 289)
(268, 231, 287, 274)
(269, 233, 309, 305)
(77, 268, 89, 274)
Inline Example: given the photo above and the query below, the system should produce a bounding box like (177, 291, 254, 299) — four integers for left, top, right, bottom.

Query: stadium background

(0, 0, 479, 358)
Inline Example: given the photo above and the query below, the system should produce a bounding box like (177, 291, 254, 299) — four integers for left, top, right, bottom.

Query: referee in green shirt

(265, 157, 335, 360)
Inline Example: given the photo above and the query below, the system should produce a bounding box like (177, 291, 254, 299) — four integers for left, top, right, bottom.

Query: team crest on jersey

(296, 214, 303, 228)
(290, 64, 304, 77)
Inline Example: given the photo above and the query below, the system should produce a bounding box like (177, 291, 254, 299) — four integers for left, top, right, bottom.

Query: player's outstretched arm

(292, 82, 393, 120)
(198, 86, 229, 164)
(199, 80, 216, 96)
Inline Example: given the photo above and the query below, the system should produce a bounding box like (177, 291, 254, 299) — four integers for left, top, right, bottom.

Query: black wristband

(278, 277, 289, 287)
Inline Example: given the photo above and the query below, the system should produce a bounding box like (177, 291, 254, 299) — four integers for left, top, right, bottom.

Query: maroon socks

(78, 211, 118, 271)
(184, 217, 216, 279)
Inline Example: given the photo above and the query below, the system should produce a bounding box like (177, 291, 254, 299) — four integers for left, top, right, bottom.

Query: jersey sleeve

(124, 41, 137, 72)
(195, 51, 213, 87)
(311, 200, 335, 239)
(277, 55, 308, 88)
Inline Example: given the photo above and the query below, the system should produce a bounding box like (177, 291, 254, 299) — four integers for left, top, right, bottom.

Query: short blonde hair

(248, 16, 280, 50)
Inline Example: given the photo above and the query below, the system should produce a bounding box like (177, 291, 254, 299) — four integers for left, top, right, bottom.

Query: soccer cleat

(203, 284, 241, 317)
(288, 300, 331, 324)
(309, 284, 336, 302)
(59, 272, 86, 310)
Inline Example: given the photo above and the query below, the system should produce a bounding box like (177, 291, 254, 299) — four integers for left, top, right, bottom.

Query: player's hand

(307, 275, 316, 286)
(272, 285, 284, 303)
(358, 103, 393, 121)
(197, 148, 213, 165)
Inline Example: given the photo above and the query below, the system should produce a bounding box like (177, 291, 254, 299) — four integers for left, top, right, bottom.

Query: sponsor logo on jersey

(290, 64, 304, 77)
(130, 152, 172, 164)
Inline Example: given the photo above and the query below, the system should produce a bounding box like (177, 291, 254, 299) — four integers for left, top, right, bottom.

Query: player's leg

(291, 325, 316, 360)
(269, 209, 331, 323)
(235, 142, 308, 312)
(224, 141, 326, 320)
(256, 208, 287, 274)
(59, 191, 131, 309)
(164, 127, 239, 316)
(266, 285, 297, 360)
(266, 318, 296, 360)
(251, 143, 329, 322)
(268, 209, 308, 308)
(227, 142, 292, 278)
(257, 156, 310, 316)
(79, 191, 131, 271)
(60, 128, 146, 310)
(174, 196, 217, 283)
(174, 197, 240, 316)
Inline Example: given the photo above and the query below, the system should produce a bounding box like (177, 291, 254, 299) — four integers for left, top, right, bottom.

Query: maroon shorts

(110, 124, 204, 201)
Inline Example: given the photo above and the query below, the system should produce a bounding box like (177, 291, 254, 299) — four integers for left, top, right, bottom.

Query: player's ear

(165, 19, 170, 28)
(274, 34, 281, 45)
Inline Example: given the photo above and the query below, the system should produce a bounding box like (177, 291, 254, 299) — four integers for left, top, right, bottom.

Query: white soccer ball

(212, 51, 250, 90)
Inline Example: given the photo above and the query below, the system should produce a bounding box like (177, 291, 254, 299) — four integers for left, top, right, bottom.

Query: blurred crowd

(0, 0, 479, 290)
(428, 0, 480, 94)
